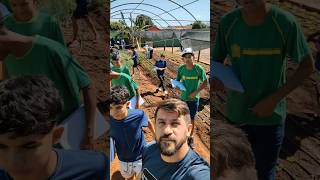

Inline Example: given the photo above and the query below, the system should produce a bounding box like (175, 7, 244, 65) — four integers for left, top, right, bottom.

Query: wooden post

(197, 50, 201, 62)
(171, 39, 174, 54)
(164, 40, 166, 51)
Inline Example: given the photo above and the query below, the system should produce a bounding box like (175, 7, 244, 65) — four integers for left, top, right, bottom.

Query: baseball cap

(181, 48, 194, 57)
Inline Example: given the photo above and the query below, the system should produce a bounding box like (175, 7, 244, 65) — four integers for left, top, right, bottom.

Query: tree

(135, 14, 154, 29)
(192, 20, 208, 29)
(110, 21, 126, 31)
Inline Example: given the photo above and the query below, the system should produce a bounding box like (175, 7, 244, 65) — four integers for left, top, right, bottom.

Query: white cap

(182, 48, 194, 57)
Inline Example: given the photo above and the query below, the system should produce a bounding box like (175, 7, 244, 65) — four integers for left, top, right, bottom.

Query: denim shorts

(186, 100, 199, 120)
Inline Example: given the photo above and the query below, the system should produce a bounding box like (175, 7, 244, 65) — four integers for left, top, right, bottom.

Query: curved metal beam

(111, 8, 171, 28)
(112, 12, 167, 29)
(167, 0, 198, 21)
(111, 2, 184, 28)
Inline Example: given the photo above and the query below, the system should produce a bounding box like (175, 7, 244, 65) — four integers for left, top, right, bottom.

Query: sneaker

(187, 136, 194, 149)
(159, 87, 163, 92)
(164, 90, 168, 95)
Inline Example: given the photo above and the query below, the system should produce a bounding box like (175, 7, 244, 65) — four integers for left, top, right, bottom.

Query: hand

(211, 78, 225, 92)
(81, 135, 94, 150)
(250, 95, 278, 118)
(189, 91, 197, 99)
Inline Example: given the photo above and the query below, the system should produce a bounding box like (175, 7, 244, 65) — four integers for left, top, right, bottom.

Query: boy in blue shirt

(0, 75, 108, 180)
(110, 86, 155, 179)
(154, 53, 168, 95)
(130, 46, 140, 75)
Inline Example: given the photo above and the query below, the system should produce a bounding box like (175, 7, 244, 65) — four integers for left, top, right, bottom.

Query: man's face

(0, 132, 54, 176)
(110, 102, 129, 120)
(10, 0, 36, 21)
(155, 109, 191, 156)
(111, 59, 121, 68)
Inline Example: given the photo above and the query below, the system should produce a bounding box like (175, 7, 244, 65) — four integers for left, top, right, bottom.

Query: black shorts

(73, 0, 88, 19)
(133, 60, 138, 67)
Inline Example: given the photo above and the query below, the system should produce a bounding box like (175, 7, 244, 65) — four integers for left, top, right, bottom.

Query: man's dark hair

(154, 98, 191, 122)
(110, 86, 130, 105)
(160, 54, 165, 58)
(0, 76, 63, 138)
(211, 120, 255, 178)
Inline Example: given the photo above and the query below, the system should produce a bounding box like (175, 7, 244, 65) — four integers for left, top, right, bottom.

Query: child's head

(0, 75, 64, 177)
(10, 0, 37, 21)
(111, 53, 121, 68)
(160, 53, 165, 60)
(211, 120, 257, 180)
(181, 48, 194, 65)
(110, 86, 130, 120)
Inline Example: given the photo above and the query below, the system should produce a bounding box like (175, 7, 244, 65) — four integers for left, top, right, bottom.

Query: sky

(110, 0, 210, 28)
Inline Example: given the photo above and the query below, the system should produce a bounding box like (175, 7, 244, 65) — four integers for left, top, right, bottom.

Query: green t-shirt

(112, 73, 138, 99)
(213, 6, 311, 125)
(4, 12, 65, 45)
(176, 64, 207, 101)
(4, 35, 91, 122)
(111, 66, 130, 76)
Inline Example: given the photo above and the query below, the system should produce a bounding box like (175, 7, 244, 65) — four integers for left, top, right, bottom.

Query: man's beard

(157, 135, 188, 156)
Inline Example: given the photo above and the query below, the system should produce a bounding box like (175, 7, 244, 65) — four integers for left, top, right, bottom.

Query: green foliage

(135, 14, 154, 29)
(192, 20, 208, 29)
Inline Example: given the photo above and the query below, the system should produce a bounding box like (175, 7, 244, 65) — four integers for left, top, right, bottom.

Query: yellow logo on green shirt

(182, 75, 198, 80)
(231, 44, 281, 58)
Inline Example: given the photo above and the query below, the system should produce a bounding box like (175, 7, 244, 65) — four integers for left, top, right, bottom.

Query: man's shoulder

(270, 5, 298, 26)
(185, 150, 210, 179)
(220, 8, 241, 26)
(143, 141, 158, 157)
(54, 149, 107, 178)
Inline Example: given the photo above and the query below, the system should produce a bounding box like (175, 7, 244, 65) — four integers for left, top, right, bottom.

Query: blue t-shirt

(0, 149, 108, 180)
(132, 50, 138, 62)
(154, 59, 167, 76)
(110, 109, 148, 162)
(142, 142, 210, 180)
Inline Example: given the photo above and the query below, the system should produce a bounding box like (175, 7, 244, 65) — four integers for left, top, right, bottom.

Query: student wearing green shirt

(110, 71, 140, 109)
(111, 53, 130, 76)
(0, 18, 97, 150)
(212, 0, 314, 179)
(176, 48, 208, 149)
(4, 0, 65, 45)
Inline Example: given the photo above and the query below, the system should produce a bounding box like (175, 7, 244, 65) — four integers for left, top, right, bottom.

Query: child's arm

(135, 88, 140, 109)
(82, 83, 97, 150)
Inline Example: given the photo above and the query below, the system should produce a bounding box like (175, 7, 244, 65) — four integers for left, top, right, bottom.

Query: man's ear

(126, 101, 130, 108)
(187, 121, 192, 137)
(52, 126, 64, 145)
